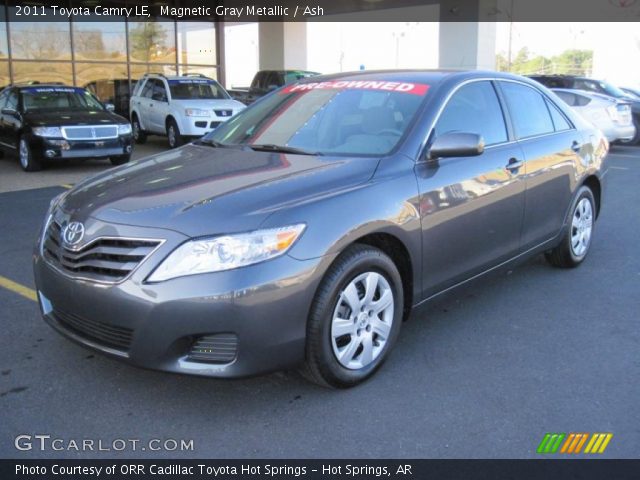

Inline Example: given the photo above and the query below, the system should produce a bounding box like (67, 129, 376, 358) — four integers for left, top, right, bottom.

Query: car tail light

(608, 103, 632, 125)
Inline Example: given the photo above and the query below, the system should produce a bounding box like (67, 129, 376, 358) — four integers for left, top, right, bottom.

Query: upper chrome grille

(62, 125, 118, 140)
(42, 220, 162, 283)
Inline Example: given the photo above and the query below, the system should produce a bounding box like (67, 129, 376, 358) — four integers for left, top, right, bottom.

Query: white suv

(130, 74, 245, 148)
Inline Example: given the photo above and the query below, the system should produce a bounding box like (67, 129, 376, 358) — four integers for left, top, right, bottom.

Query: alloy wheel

(19, 139, 29, 169)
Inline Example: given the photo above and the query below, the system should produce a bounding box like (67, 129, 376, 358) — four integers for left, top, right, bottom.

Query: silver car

(552, 88, 636, 142)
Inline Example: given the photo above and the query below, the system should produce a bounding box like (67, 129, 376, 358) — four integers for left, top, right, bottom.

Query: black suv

(0, 84, 133, 171)
(530, 75, 640, 143)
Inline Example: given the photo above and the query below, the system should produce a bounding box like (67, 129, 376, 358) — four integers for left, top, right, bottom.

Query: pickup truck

(228, 69, 319, 105)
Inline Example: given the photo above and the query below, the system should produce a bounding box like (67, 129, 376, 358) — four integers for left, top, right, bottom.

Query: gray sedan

(33, 71, 607, 388)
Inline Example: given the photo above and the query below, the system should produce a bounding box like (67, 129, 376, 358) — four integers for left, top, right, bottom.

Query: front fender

(260, 156, 422, 300)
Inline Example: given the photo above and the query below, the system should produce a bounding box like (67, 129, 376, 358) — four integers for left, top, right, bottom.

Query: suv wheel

(301, 244, 403, 388)
(545, 186, 596, 268)
(132, 115, 147, 144)
(167, 119, 184, 149)
(19, 137, 42, 172)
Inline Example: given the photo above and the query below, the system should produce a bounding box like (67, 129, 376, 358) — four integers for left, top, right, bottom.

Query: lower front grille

(209, 121, 221, 128)
(53, 308, 134, 352)
(187, 334, 238, 364)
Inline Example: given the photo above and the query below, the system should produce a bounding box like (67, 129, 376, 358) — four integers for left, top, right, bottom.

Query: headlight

(147, 224, 306, 282)
(118, 124, 132, 135)
(32, 126, 62, 137)
(185, 108, 209, 117)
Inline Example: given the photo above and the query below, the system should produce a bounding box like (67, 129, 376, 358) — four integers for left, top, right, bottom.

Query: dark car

(0, 84, 133, 171)
(529, 74, 640, 143)
(228, 69, 320, 105)
(34, 71, 607, 387)
(84, 78, 136, 119)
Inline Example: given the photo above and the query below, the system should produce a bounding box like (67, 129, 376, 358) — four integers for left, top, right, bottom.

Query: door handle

(505, 158, 523, 172)
(571, 141, 581, 152)
(149, 103, 153, 107)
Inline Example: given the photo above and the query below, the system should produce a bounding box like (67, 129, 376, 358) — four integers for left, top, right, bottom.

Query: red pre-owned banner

(282, 80, 430, 95)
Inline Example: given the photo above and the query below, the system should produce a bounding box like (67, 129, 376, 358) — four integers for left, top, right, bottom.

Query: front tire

(110, 154, 131, 166)
(18, 137, 42, 172)
(545, 186, 596, 268)
(167, 118, 184, 149)
(302, 244, 403, 388)
(132, 115, 147, 144)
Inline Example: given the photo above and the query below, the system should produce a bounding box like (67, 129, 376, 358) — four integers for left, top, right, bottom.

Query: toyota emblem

(62, 222, 85, 246)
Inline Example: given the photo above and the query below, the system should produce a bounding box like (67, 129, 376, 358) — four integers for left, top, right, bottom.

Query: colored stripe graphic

(539, 433, 613, 454)
(537, 433, 565, 454)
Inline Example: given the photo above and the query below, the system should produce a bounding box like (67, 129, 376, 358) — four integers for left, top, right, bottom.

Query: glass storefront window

(77, 63, 130, 117)
(178, 65, 218, 80)
(9, 6, 71, 61)
(0, 61, 9, 87)
(72, 21, 127, 62)
(177, 22, 216, 65)
(128, 21, 176, 64)
(129, 63, 177, 80)
(12, 61, 73, 85)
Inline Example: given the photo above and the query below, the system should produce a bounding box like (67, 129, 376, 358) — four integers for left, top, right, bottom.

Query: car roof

(14, 83, 79, 90)
(294, 69, 541, 87)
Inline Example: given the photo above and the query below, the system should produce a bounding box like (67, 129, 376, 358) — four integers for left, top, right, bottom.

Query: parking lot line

(60, 184, 74, 189)
(0, 275, 37, 302)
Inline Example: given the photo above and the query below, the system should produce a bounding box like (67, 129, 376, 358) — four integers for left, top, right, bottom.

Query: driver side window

(434, 81, 508, 146)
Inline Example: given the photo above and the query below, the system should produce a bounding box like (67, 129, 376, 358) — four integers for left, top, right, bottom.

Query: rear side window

(501, 82, 554, 139)
(546, 99, 572, 131)
(434, 81, 507, 146)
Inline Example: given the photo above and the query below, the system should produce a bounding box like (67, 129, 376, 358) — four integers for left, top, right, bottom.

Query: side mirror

(104, 103, 115, 112)
(151, 93, 166, 102)
(1, 107, 18, 117)
(427, 132, 484, 160)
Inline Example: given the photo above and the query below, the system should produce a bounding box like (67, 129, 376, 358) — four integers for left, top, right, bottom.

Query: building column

(258, 22, 308, 70)
(438, 0, 497, 70)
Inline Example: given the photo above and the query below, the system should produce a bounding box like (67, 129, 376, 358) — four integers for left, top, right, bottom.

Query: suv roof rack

(181, 73, 213, 80)
(141, 72, 167, 78)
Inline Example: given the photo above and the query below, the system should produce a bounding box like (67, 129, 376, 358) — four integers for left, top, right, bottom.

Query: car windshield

(204, 80, 429, 156)
(21, 87, 104, 112)
(168, 79, 229, 100)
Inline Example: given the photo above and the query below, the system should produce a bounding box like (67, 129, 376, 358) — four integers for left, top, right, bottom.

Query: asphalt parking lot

(0, 143, 638, 459)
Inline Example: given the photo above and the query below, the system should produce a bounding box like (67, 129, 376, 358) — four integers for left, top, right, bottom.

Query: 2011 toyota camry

(33, 71, 608, 388)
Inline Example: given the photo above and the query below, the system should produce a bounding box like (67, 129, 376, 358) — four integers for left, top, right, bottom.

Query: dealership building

(0, 0, 504, 92)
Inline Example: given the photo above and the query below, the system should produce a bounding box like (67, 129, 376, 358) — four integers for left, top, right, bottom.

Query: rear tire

(167, 118, 184, 149)
(132, 115, 147, 145)
(301, 244, 403, 388)
(18, 137, 42, 172)
(545, 186, 596, 268)
(110, 154, 131, 166)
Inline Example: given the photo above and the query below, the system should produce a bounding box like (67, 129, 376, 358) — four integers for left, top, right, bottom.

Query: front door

(415, 80, 526, 298)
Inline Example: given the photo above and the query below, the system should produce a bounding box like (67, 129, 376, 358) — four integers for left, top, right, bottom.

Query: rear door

(416, 80, 526, 296)
(498, 80, 583, 250)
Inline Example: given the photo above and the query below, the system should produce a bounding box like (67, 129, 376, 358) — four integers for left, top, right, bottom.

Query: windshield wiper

(194, 139, 232, 148)
(248, 144, 323, 156)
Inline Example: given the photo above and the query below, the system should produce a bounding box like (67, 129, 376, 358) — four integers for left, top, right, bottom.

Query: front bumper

(180, 117, 231, 137)
(30, 134, 133, 160)
(33, 223, 331, 378)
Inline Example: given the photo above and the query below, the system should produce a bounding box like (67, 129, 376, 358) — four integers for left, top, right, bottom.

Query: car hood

(24, 109, 127, 126)
(59, 144, 378, 237)
(171, 98, 245, 111)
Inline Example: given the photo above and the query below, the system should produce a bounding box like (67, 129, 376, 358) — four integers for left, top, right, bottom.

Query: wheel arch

(351, 232, 414, 321)
(581, 174, 601, 218)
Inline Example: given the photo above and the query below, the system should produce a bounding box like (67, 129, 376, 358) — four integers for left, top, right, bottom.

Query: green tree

(130, 22, 167, 63)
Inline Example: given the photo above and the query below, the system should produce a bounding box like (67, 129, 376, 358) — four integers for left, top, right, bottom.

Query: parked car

(0, 84, 132, 172)
(228, 69, 320, 105)
(34, 71, 607, 387)
(530, 74, 640, 143)
(130, 73, 246, 148)
(85, 78, 135, 119)
(620, 86, 640, 100)
(552, 88, 636, 142)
